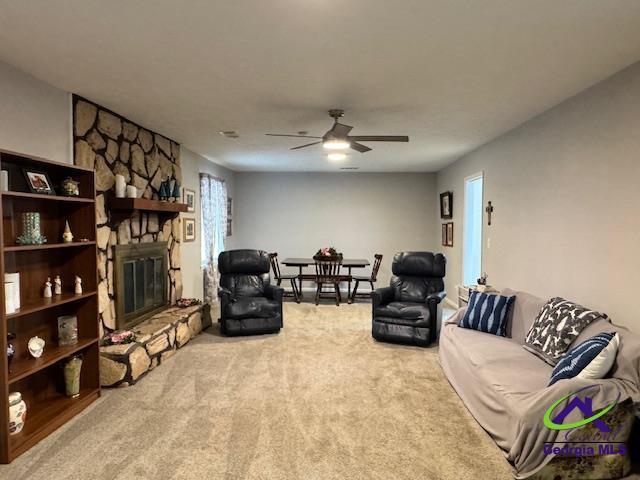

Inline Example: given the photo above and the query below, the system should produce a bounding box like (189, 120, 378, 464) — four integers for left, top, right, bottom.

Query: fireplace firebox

(114, 242, 168, 330)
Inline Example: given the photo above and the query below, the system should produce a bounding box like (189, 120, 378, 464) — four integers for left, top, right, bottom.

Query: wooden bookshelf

(0, 150, 100, 463)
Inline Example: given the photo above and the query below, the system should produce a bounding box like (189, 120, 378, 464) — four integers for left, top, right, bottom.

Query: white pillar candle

(126, 185, 137, 198)
(115, 174, 126, 198)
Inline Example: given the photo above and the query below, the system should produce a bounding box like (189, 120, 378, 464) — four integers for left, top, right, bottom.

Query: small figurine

(171, 180, 181, 202)
(62, 220, 74, 243)
(27, 336, 45, 358)
(54, 275, 62, 295)
(61, 177, 80, 197)
(159, 178, 170, 201)
(74, 275, 82, 295)
(43, 277, 52, 298)
(7, 333, 16, 372)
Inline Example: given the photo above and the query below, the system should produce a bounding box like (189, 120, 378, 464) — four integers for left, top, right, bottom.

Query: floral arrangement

(315, 246, 338, 257)
(102, 330, 136, 346)
(177, 298, 202, 308)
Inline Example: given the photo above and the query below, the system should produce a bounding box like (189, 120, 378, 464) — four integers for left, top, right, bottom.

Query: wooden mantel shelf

(110, 197, 188, 213)
(109, 198, 188, 221)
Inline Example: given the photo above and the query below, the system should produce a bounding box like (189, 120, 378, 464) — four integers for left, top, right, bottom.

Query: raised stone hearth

(99, 304, 211, 387)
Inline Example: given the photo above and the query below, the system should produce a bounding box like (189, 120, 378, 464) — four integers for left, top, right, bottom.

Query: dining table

(281, 257, 370, 300)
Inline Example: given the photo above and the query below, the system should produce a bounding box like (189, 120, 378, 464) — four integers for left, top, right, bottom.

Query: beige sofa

(439, 288, 640, 479)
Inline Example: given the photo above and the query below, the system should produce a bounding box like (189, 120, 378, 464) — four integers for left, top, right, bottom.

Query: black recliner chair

(372, 252, 446, 347)
(218, 249, 284, 336)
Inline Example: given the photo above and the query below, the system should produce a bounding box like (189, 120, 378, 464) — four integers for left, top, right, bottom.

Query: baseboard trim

(444, 297, 458, 310)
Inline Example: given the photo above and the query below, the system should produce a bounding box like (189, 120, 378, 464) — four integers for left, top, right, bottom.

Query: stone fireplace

(72, 95, 183, 336)
(73, 96, 212, 388)
(114, 242, 168, 330)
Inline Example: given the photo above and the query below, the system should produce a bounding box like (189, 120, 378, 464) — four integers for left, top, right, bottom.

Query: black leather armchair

(372, 252, 446, 347)
(218, 249, 284, 336)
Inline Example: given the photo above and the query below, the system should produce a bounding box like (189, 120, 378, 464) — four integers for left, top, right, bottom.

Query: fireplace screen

(115, 242, 168, 330)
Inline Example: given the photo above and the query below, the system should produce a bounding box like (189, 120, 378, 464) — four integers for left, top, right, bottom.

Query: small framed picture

(441, 224, 447, 247)
(183, 188, 195, 212)
(183, 218, 196, 242)
(23, 169, 55, 195)
(440, 191, 453, 219)
(227, 197, 233, 217)
(446, 222, 454, 247)
(226, 218, 232, 237)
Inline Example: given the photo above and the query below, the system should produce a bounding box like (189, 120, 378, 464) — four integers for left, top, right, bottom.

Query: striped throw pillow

(548, 332, 619, 386)
(459, 291, 515, 336)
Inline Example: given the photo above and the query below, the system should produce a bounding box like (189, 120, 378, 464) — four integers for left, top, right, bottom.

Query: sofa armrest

(372, 286, 395, 309)
(445, 306, 467, 326)
(264, 284, 284, 303)
(426, 291, 446, 306)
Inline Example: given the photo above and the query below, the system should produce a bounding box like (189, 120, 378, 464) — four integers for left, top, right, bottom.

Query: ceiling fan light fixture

(327, 152, 347, 161)
(322, 139, 350, 150)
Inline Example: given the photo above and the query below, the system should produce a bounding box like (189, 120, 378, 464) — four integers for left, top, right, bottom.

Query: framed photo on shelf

(446, 222, 454, 247)
(183, 188, 195, 212)
(23, 169, 55, 195)
(440, 191, 453, 219)
(183, 218, 196, 242)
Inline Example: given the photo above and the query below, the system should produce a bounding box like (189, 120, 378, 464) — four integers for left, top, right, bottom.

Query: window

(200, 174, 228, 303)
(463, 173, 483, 286)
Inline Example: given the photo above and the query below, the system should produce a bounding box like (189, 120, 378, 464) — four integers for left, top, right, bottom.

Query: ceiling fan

(266, 109, 409, 153)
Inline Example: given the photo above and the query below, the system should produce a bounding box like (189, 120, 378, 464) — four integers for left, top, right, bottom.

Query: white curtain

(200, 174, 227, 304)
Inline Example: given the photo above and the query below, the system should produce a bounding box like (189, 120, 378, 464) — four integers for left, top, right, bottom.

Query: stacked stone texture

(100, 304, 211, 387)
(72, 96, 183, 336)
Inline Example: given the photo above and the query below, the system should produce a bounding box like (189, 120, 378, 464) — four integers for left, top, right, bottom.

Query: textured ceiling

(0, 0, 639, 171)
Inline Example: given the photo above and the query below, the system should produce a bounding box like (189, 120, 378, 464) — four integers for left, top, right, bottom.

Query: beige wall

(0, 60, 71, 163)
(233, 172, 437, 287)
(436, 61, 640, 330)
(180, 148, 235, 300)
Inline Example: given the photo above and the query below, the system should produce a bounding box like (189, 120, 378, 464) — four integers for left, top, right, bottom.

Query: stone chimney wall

(72, 95, 182, 336)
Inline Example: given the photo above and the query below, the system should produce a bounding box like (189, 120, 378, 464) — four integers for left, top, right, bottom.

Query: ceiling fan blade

(291, 141, 322, 150)
(348, 135, 409, 142)
(266, 134, 322, 139)
(330, 123, 353, 137)
(350, 142, 372, 153)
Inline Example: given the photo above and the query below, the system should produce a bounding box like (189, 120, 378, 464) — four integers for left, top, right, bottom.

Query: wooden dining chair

(348, 254, 383, 303)
(269, 253, 300, 303)
(313, 254, 343, 306)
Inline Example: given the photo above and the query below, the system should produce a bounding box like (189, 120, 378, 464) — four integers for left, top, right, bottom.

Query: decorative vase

(115, 174, 126, 198)
(61, 177, 80, 197)
(57, 315, 78, 346)
(63, 355, 83, 398)
(8, 392, 27, 435)
(16, 212, 47, 245)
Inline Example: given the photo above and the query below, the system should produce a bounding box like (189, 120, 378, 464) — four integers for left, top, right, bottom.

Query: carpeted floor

(1, 302, 517, 480)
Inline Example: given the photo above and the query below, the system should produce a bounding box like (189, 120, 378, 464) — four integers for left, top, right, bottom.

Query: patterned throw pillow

(459, 291, 515, 336)
(549, 332, 619, 386)
(523, 297, 608, 366)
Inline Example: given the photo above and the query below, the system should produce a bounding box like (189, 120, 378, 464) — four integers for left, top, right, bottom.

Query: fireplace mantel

(109, 197, 188, 224)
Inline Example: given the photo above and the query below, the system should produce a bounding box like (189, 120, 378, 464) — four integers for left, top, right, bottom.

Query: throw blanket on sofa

(440, 292, 640, 479)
